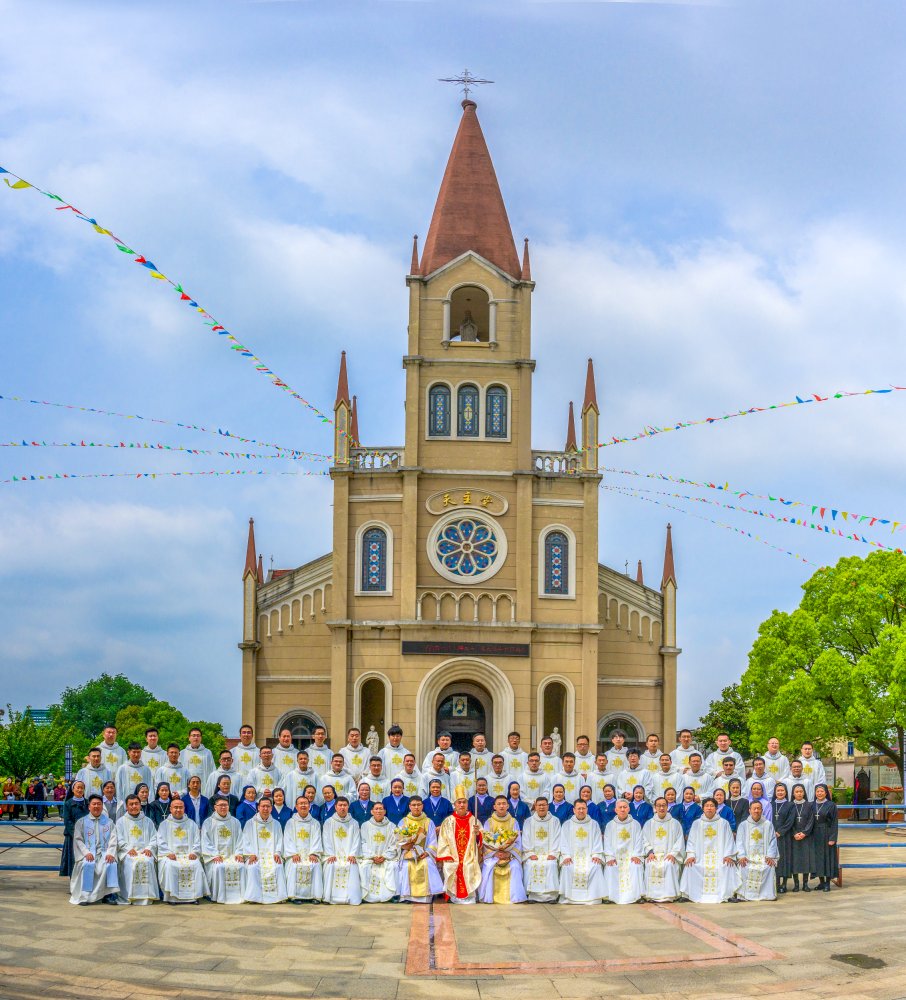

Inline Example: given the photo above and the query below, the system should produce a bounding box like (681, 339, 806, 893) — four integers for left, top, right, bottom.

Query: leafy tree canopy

(51, 673, 154, 741)
(114, 700, 226, 760)
(693, 683, 754, 760)
(741, 550, 906, 785)
(0, 705, 79, 784)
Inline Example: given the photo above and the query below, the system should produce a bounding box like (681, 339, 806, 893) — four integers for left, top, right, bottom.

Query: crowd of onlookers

(1, 776, 67, 820)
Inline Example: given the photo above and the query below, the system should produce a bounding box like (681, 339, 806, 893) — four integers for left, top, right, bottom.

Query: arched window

(485, 385, 508, 438)
(428, 384, 451, 437)
(275, 711, 324, 748)
(597, 716, 643, 754)
(544, 530, 570, 595)
(361, 527, 388, 592)
(458, 384, 480, 437)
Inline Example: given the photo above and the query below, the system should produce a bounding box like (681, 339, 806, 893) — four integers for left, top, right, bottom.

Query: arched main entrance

(415, 657, 515, 761)
(435, 681, 492, 754)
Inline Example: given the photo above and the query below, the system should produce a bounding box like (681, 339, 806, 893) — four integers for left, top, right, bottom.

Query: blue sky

(2, 0, 906, 736)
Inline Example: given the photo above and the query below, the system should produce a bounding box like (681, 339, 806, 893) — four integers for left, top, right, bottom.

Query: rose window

(435, 517, 499, 577)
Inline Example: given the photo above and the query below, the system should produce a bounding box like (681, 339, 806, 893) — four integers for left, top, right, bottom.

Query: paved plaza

(1, 866, 906, 1000)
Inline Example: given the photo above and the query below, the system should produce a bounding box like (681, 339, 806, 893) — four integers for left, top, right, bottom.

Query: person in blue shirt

(382, 778, 411, 825)
(472, 778, 495, 824)
(576, 784, 601, 824)
(629, 784, 654, 826)
(550, 784, 573, 823)
(506, 782, 531, 828)
(675, 786, 703, 836)
(271, 788, 293, 829)
(320, 784, 338, 823)
(350, 782, 375, 825)
(181, 775, 211, 827)
(597, 784, 618, 832)
(711, 787, 737, 833)
(422, 779, 453, 826)
(235, 785, 258, 828)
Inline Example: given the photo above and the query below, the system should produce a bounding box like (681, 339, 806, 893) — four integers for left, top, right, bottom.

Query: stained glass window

(544, 530, 569, 595)
(361, 527, 388, 592)
(485, 385, 507, 438)
(458, 384, 479, 437)
(435, 517, 499, 577)
(428, 384, 451, 437)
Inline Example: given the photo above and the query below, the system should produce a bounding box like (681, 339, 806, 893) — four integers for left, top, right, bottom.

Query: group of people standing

(59, 723, 838, 906)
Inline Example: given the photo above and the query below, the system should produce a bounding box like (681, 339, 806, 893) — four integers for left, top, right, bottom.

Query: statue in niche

(458, 310, 478, 342)
(365, 725, 380, 756)
(550, 727, 562, 759)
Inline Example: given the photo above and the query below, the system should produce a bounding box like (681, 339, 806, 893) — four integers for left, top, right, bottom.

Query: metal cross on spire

(438, 68, 494, 100)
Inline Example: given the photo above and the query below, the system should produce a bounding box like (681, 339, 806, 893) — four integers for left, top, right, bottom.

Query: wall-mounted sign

(402, 640, 529, 657)
(425, 489, 508, 517)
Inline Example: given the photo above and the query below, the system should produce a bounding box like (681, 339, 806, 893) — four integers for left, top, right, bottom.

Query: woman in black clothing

(58, 780, 88, 877)
(811, 783, 838, 892)
(149, 781, 173, 827)
(728, 778, 750, 828)
(789, 782, 815, 892)
(772, 782, 795, 893)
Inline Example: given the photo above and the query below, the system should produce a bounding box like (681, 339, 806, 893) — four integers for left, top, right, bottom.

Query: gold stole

(486, 815, 517, 904)
(403, 813, 431, 897)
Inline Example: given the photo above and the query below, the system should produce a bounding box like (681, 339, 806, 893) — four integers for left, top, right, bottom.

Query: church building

(240, 99, 679, 757)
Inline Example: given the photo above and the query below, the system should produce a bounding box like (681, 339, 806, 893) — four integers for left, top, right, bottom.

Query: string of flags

(600, 465, 903, 533)
(0, 167, 334, 428)
(603, 485, 816, 566)
(1, 468, 328, 488)
(606, 483, 903, 555)
(599, 384, 906, 450)
(0, 439, 329, 462)
(0, 393, 328, 460)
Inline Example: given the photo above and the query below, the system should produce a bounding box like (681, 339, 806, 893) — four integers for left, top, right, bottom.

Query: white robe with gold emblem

(201, 813, 246, 903)
(642, 815, 685, 901)
(70, 814, 119, 905)
(240, 815, 287, 903)
(558, 816, 605, 904)
(479, 815, 526, 904)
(155, 816, 207, 902)
(735, 817, 778, 901)
(682, 815, 741, 903)
(115, 813, 158, 904)
(603, 816, 646, 903)
(283, 813, 324, 900)
(359, 818, 400, 902)
(396, 814, 443, 901)
(521, 813, 561, 902)
(322, 814, 362, 904)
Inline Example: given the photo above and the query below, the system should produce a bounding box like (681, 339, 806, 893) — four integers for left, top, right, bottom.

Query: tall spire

(420, 100, 520, 279)
(410, 235, 420, 275)
(335, 350, 350, 406)
(565, 401, 577, 452)
(243, 517, 257, 580)
(257, 554, 264, 586)
(583, 358, 599, 413)
(521, 238, 532, 281)
(661, 523, 677, 588)
(350, 395, 360, 448)
(636, 559, 644, 586)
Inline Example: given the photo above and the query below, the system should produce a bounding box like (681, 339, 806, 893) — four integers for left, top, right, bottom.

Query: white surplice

(282, 767, 319, 808)
(616, 767, 655, 802)
(392, 768, 422, 798)
(380, 744, 412, 779)
(232, 742, 260, 779)
(70, 814, 119, 905)
(641, 815, 685, 901)
(283, 813, 324, 900)
(322, 814, 362, 904)
(681, 815, 741, 903)
(74, 765, 111, 797)
(180, 744, 215, 784)
(735, 817, 779, 901)
(246, 764, 282, 798)
(115, 812, 158, 904)
(201, 813, 246, 903)
(521, 812, 561, 902)
(588, 770, 619, 804)
(240, 815, 287, 903)
(316, 770, 355, 804)
(558, 816, 605, 904)
(115, 762, 153, 802)
(417, 767, 451, 800)
(155, 816, 207, 902)
(359, 818, 400, 902)
(272, 742, 300, 777)
(602, 816, 646, 903)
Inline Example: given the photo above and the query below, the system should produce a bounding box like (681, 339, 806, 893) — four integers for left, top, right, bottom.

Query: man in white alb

(155, 796, 207, 903)
(283, 750, 318, 807)
(682, 753, 714, 802)
(521, 753, 551, 804)
(500, 731, 528, 782)
(379, 726, 411, 778)
(670, 729, 696, 773)
(393, 754, 421, 798)
(449, 752, 478, 801)
(558, 799, 605, 904)
(359, 801, 400, 902)
(606, 729, 629, 773)
(116, 743, 152, 802)
(421, 731, 457, 772)
(419, 752, 451, 800)
(98, 725, 127, 774)
(180, 728, 215, 785)
(681, 798, 740, 903)
(205, 749, 243, 798)
(703, 734, 744, 781)
(521, 797, 561, 902)
(617, 750, 654, 802)
(141, 728, 167, 777)
(573, 735, 596, 781)
(588, 754, 618, 804)
(75, 747, 111, 798)
(340, 728, 369, 782)
(201, 795, 246, 904)
(307, 725, 333, 779)
(470, 733, 493, 779)
(70, 795, 119, 905)
(602, 798, 645, 904)
(284, 795, 324, 903)
(486, 756, 510, 800)
(763, 737, 790, 782)
(160, 744, 189, 798)
(735, 799, 778, 901)
(642, 796, 684, 901)
(317, 754, 355, 804)
(798, 742, 827, 786)
(538, 735, 562, 777)
(781, 760, 815, 801)
(241, 796, 287, 903)
(639, 733, 663, 775)
(272, 728, 299, 776)
(743, 757, 777, 800)
(651, 754, 683, 801)
(362, 757, 387, 802)
(232, 724, 260, 779)
(247, 746, 282, 798)
(116, 793, 158, 905)
(322, 797, 362, 904)
(552, 754, 583, 803)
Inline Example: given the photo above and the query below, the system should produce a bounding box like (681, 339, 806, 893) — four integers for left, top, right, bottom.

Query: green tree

(0, 706, 78, 783)
(51, 673, 154, 741)
(694, 683, 754, 760)
(114, 700, 226, 760)
(741, 550, 906, 788)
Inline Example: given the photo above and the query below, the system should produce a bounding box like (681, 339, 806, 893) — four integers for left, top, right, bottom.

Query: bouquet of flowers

(484, 827, 517, 861)
(398, 819, 425, 842)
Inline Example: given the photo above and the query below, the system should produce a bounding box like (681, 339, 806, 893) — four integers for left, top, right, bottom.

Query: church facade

(240, 99, 679, 758)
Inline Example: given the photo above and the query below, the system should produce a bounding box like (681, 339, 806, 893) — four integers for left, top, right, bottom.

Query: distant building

(25, 708, 52, 727)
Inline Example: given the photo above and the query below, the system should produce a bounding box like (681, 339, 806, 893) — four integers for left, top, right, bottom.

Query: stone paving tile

(550, 974, 642, 997)
(313, 976, 401, 999)
(396, 979, 483, 999)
